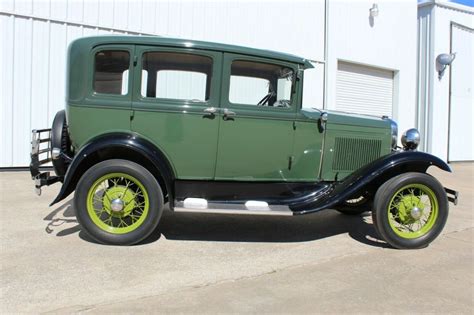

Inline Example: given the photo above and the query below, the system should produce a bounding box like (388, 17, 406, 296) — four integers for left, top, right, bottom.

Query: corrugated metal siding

(336, 61, 394, 117)
(0, 0, 325, 167)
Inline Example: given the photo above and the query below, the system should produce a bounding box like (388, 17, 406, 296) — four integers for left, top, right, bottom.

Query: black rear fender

(50, 133, 175, 206)
(291, 151, 451, 213)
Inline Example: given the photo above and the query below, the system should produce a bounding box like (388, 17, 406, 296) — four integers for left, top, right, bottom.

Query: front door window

(229, 60, 294, 108)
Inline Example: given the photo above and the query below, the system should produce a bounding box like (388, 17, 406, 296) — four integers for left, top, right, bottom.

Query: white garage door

(336, 61, 394, 117)
(448, 25, 474, 162)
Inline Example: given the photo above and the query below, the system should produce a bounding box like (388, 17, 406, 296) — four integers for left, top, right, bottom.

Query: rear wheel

(74, 159, 163, 245)
(372, 172, 448, 249)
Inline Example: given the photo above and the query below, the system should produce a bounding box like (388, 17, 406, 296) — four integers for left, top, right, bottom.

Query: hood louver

(332, 137, 382, 171)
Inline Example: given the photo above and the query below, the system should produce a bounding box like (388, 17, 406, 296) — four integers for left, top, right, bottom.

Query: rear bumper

(444, 187, 459, 205)
(30, 129, 61, 195)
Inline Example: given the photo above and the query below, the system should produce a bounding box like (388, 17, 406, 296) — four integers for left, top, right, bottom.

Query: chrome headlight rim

(388, 119, 398, 149)
(401, 128, 421, 151)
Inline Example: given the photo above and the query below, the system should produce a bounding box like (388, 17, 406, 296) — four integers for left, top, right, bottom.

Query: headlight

(389, 119, 398, 149)
(401, 128, 420, 150)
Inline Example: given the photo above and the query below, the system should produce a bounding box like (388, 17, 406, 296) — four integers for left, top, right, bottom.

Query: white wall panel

(0, 15, 15, 166)
(113, 0, 128, 30)
(127, 0, 143, 31)
(33, 0, 50, 17)
(419, 1, 474, 161)
(12, 17, 33, 164)
(30, 20, 51, 141)
(0, 0, 14, 12)
(98, 0, 114, 28)
(67, 0, 84, 23)
(448, 25, 474, 161)
(83, 0, 99, 25)
(50, 0, 67, 20)
(47, 22, 67, 126)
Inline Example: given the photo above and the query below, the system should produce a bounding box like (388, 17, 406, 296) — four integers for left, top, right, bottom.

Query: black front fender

(290, 151, 451, 214)
(50, 133, 175, 206)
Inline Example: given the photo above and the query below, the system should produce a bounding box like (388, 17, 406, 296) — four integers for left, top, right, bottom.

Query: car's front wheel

(372, 172, 448, 249)
(74, 159, 164, 245)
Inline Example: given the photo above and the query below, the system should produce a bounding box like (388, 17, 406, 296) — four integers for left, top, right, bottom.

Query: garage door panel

(336, 61, 394, 118)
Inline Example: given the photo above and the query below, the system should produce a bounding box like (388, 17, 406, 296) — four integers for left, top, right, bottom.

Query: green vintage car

(30, 35, 458, 248)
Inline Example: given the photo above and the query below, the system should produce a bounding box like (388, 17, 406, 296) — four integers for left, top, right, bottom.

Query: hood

(301, 108, 390, 129)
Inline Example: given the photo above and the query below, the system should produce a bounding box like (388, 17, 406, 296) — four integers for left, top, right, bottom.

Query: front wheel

(74, 159, 164, 245)
(372, 172, 448, 249)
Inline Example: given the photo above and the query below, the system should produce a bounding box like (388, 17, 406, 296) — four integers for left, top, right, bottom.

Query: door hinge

(292, 121, 297, 130)
(133, 55, 138, 66)
(130, 110, 135, 121)
(288, 156, 294, 170)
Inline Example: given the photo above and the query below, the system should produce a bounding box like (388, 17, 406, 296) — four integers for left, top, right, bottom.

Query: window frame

(89, 46, 134, 101)
(135, 47, 217, 108)
(222, 54, 299, 114)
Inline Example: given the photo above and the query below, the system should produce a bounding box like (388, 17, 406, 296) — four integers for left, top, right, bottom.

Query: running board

(174, 199, 293, 216)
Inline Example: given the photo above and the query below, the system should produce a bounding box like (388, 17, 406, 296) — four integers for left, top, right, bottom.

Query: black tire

(372, 172, 448, 249)
(74, 159, 164, 245)
(51, 110, 71, 177)
(335, 194, 372, 215)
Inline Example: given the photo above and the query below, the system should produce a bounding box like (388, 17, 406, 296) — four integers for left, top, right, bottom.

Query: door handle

(203, 107, 218, 114)
(223, 108, 236, 121)
(203, 107, 217, 119)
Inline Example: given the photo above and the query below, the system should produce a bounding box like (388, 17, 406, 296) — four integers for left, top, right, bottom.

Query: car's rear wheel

(74, 159, 163, 245)
(372, 172, 448, 249)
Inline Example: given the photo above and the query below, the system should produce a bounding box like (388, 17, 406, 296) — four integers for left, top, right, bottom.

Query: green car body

(65, 35, 391, 182)
(30, 35, 457, 247)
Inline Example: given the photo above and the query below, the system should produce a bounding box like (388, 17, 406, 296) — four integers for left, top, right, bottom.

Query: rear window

(93, 50, 130, 95)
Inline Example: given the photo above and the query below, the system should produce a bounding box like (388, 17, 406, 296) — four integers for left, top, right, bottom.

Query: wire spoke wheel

(86, 173, 150, 234)
(372, 172, 448, 249)
(387, 184, 438, 239)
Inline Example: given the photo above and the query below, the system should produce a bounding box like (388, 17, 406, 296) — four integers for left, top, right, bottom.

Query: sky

(450, 0, 474, 7)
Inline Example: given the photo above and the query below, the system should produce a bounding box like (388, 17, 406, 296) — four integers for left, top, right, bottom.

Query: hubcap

(110, 198, 124, 213)
(410, 206, 423, 220)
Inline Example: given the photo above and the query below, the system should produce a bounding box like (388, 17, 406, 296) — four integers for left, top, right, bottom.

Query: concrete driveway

(1, 163, 472, 313)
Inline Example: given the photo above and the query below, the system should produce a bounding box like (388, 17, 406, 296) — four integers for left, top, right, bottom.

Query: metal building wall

(417, 1, 474, 161)
(0, 0, 325, 167)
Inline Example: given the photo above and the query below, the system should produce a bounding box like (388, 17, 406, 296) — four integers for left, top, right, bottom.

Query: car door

(131, 46, 222, 180)
(214, 53, 297, 181)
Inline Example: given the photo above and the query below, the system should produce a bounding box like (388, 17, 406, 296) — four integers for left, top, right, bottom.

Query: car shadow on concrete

(44, 202, 389, 248)
(152, 209, 389, 248)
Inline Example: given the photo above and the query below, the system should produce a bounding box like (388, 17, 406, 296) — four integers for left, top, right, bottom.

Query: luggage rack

(30, 129, 61, 195)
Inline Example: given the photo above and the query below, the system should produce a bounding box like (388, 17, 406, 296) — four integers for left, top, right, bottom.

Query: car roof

(71, 35, 314, 69)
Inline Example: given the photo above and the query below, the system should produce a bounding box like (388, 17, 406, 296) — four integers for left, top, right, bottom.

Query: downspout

(425, 3, 436, 154)
(317, 0, 330, 179)
(323, 0, 329, 109)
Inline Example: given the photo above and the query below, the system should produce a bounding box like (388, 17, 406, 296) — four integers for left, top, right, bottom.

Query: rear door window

(140, 52, 212, 102)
